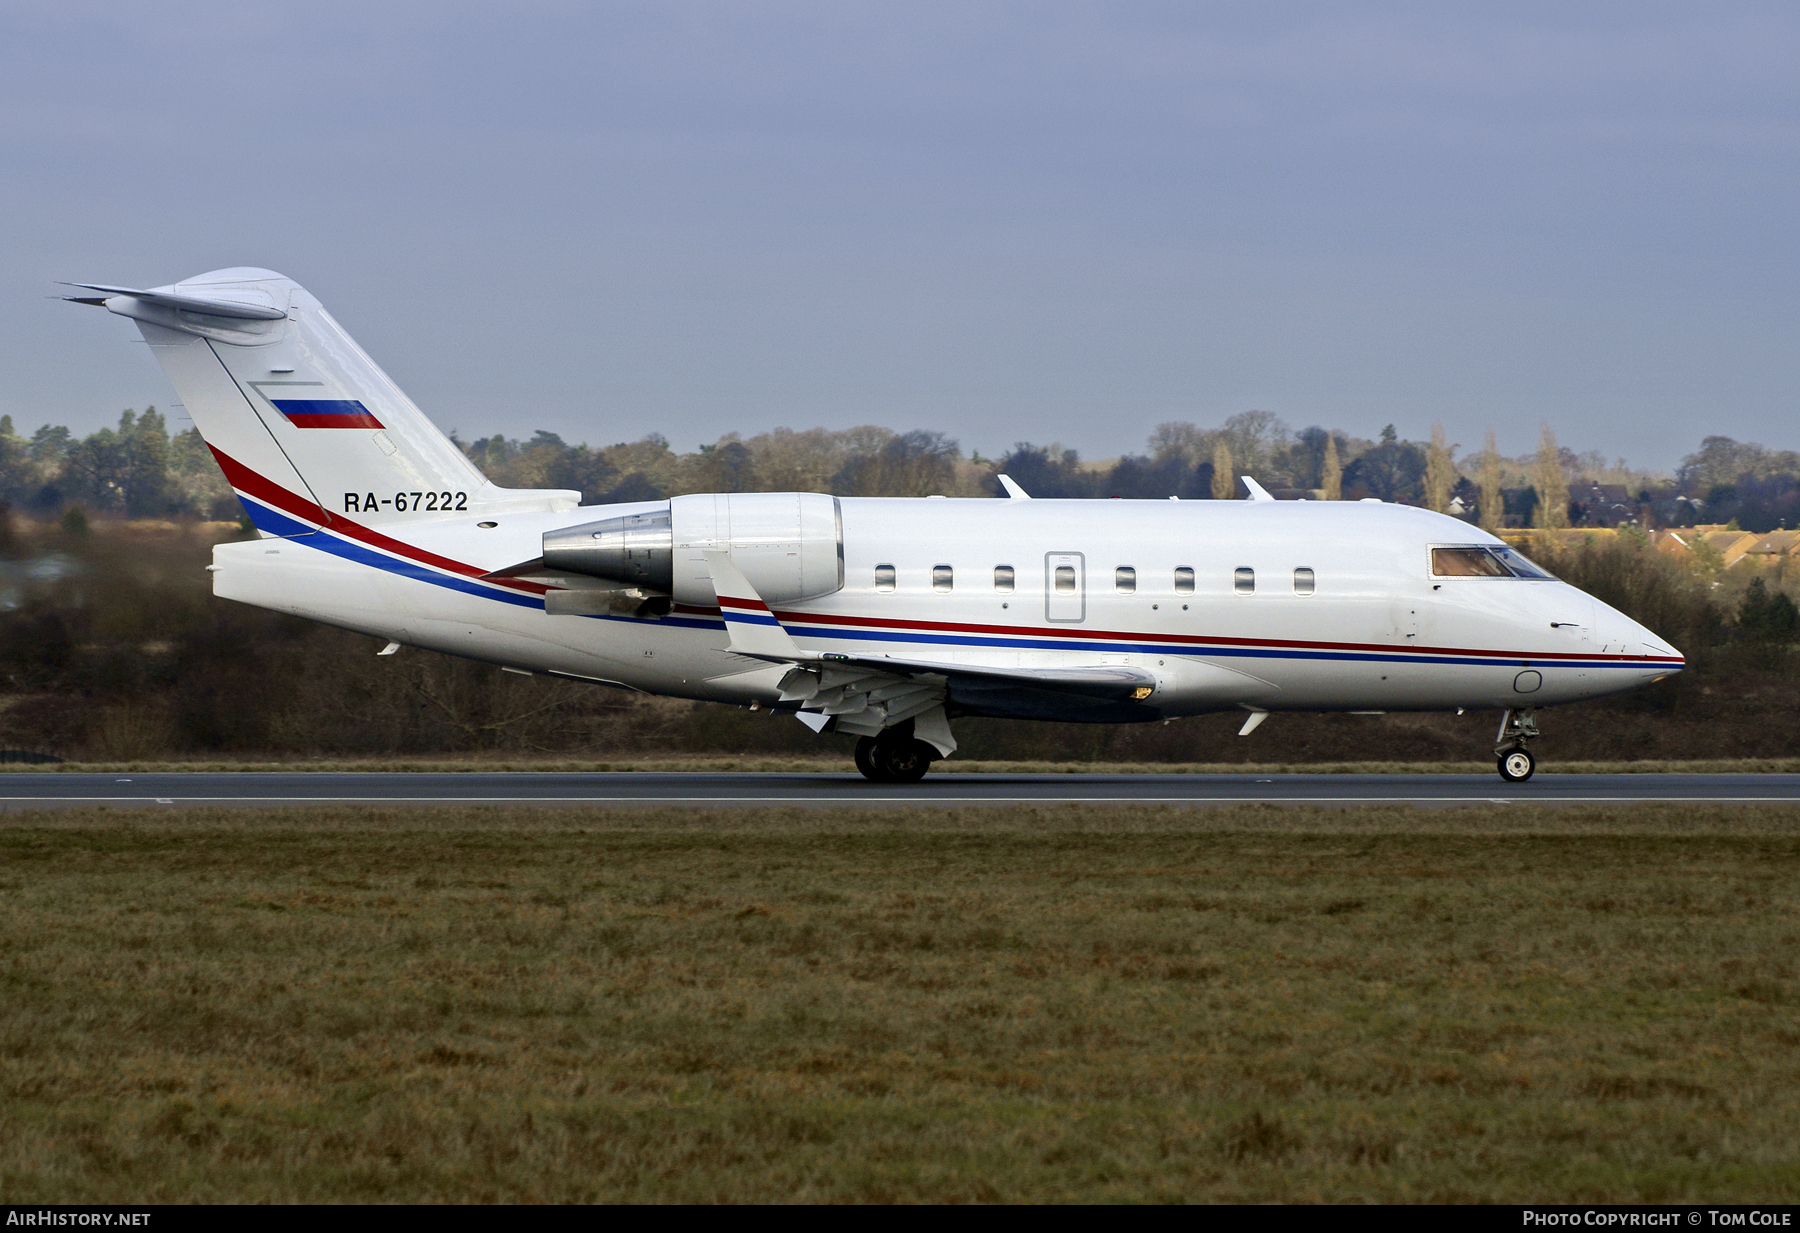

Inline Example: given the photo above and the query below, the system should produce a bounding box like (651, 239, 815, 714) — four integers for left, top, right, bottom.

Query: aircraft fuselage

(211, 493, 1680, 719)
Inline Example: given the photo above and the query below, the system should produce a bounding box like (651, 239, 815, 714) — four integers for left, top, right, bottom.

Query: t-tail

(63, 267, 578, 534)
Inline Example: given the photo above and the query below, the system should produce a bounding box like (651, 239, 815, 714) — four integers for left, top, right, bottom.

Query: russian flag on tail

(270, 399, 385, 429)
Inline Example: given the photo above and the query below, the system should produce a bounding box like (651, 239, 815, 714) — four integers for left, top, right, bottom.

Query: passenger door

(1045, 551, 1085, 623)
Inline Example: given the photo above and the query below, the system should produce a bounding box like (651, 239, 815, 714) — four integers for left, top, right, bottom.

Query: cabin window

(932, 564, 954, 592)
(1054, 565, 1077, 594)
(1294, 567, 1315, 595)
(1173, 567, 1195, 594)
(1432, 547, 1510, 577)
(1115, 566, 1136, 594)
(994, 565, 1015, 593)
(874, 564, 896, 592)
(1234, 567, 1255, 594)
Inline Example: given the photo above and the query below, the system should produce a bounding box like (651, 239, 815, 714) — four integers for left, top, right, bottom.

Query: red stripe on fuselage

(210, 446, 551, 596)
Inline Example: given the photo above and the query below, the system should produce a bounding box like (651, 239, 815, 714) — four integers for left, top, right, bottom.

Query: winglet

(996, 474, 1031, 499)
(1242, 476, 1275, 502)
(703, 550, 810, 661)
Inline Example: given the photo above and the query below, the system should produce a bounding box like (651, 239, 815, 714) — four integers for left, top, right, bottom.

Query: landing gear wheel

(1497, 748, 1535, 783)
(854, 737, 885, 782)
(873, 737, 935, 783)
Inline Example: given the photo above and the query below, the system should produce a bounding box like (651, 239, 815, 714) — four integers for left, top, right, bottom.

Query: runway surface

(0, 771, 1797, 808)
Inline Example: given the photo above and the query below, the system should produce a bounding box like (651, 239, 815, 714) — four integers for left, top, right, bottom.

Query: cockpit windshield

(1432, 547, 1510, 577)
(1491, 546, 1555, 579)
(1431, 545, 1557, 579)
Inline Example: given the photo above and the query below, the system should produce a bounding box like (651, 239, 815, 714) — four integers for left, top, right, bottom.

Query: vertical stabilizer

(87, 268, 578, 535)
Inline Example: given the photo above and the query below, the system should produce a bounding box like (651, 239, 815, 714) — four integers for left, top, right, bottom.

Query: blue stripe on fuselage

(238, 496, 543, 610)
(775, 622, 1648, 669)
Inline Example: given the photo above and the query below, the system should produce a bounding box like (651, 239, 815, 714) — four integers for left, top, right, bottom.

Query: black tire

(854, 737, 885, 782)
(874, 737, 934, 783)
(1497, 748, 1535, 783)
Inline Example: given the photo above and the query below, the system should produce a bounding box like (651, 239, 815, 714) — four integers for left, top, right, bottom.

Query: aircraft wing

(809, 653, 1157, 701)
(704, 551, 1154, 699)
(769, 655, 1162, 749)
(705, 550, 1161, 751)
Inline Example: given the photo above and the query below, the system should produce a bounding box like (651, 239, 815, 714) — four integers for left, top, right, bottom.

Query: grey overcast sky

(4, 2, 1797, 471)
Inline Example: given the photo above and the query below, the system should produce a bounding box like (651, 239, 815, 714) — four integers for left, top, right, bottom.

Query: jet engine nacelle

(542, 492, 844, 607)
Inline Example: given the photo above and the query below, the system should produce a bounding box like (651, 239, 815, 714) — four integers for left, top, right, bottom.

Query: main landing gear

(1495, 708, 1540, 783)
(855, 732, 938, 783)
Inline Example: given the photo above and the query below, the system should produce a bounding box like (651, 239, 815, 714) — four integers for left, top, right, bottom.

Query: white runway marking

(3, 773, 1798, 808)
(4, 794, 1800, 805)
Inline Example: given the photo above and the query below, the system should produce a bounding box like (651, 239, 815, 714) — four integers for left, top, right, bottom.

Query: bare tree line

(0, 406, 1795, 532)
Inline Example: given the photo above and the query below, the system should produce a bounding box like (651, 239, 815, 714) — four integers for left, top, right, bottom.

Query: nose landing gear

(1495, 708, 1539, 782)
(1499, 747, 1536, 782)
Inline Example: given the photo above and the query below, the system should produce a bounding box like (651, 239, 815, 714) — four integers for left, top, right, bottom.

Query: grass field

(3, 802, 1798, 1202)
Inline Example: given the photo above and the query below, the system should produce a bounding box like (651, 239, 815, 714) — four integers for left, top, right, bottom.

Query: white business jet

(65, 268, 1682, 783)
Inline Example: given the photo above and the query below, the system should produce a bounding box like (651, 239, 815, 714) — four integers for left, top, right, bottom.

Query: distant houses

(1652, 527, 1755, 567)
(1500, 524, 1800, 574)
(1572, 483, 1637, 528)
(1648, 526, 1798, 571)
(1744, 529, 1800, 564)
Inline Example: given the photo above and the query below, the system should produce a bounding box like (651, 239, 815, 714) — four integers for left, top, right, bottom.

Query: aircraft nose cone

(1592, 593, 1682, 671)
(1633, 619, 1683, 669)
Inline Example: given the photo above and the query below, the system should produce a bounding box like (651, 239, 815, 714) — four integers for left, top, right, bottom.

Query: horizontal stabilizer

(59, 282, 288, 321)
